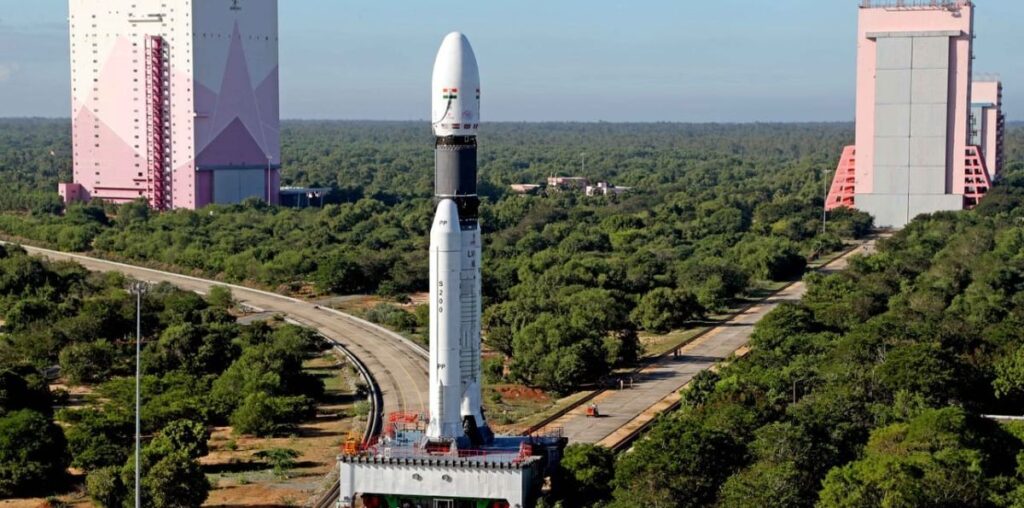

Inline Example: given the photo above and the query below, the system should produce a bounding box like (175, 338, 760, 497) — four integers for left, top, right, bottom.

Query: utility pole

(130, 281, 148, 508)
(822, 169, 831, 236)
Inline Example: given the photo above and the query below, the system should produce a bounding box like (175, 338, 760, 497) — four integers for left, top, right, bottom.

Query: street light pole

(822, 169, 831, 236)
(130, 281, 148, 508)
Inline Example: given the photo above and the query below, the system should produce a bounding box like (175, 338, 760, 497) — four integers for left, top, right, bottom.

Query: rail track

(310, 336, 384, 508)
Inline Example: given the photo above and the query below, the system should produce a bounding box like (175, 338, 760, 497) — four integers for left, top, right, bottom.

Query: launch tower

(59, 0, 281, 209)
(825, 1, 1004, 228)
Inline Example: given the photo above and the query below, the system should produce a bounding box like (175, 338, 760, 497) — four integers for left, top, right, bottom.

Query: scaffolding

(143, 36, 170, 210)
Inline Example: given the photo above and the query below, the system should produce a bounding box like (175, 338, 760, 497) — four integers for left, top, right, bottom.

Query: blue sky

(0, 1, 1021, 121)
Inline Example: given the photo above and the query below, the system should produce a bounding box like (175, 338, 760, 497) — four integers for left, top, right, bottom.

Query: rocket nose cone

(432, 31, 480, 137)
(431, 200, 462, 250)
(432, 32, 479, 80)
(436, 32, 474, 62)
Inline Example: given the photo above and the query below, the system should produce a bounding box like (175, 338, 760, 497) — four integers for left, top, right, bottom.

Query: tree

(131, 452, 210, 508)
(86, 466, 126, 508)
(65, 407, 131, 471)
(0, 409, 70, 497)
(559, 444, 614, 507)
(677, 256, 750, 312)
(716, 423, 823, 508)
(59, 340, 117, 385)
(0, 367, 54, 416)
(733, 236, 807, 281)
(817, 408, 1009, 508)
(613, 415, 745, 508)
(147, 419, 209, 461)
(315, 251, 365, 294)
(630, 287, 701, 333)
(509, 313, 609, 393)
(994, 345, 1024, 400)
(718, 461, 807, 508)
(229, 392, 314, 437)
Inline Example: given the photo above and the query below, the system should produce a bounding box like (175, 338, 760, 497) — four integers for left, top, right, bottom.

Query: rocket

(426, 32, 491, 446)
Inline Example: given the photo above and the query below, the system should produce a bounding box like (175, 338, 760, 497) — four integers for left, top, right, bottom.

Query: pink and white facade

(60, 0, 280, 210)
(971, 79, 1005, 179)
(826, 1, 999, 228)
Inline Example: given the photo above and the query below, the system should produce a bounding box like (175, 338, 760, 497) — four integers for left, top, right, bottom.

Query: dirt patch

(494, 385, 549, 404)
(202, 351, 363, 507)
(485, 384, 556, 431)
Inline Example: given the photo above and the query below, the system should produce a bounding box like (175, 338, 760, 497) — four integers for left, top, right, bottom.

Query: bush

(230, 393, 314, 437)
(59, 340, 117, 385)
(365, 303, 417, 332)
(206, 286, 234, 309)
(255, 448, 300, 478)
(0, 409, 70, 497)
(86, 466, 126, 508)
(483, 357, 505, 384)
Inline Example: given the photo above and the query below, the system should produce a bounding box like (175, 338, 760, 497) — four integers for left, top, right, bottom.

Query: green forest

(557, 173, 1024, 507)
(1, 119, 1022, 506)
(0, 242, 326, 503)
(0, 120, 874, 395)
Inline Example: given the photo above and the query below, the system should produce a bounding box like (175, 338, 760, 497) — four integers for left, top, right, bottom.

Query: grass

(493, 389, 597, 434)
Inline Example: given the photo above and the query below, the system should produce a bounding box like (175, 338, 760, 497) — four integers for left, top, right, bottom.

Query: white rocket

(426, 32, 490, 445)
(427, 199, 464, 439)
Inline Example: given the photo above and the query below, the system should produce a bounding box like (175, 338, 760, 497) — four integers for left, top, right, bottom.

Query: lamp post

(129, 281, 148, 508)
(822, 169, 831, 236)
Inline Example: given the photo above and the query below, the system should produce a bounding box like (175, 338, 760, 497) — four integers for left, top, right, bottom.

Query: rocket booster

(425, 32, 490, 444)
(427, 200, 464, 439)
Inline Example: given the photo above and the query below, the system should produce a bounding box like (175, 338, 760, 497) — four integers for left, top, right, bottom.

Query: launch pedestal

(338, 456, 539, 508)
(338, 419, 566, 508)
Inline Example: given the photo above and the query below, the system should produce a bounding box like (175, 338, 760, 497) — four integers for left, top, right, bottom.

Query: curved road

(11, 238, 877, 453)
(6, 243, 429, 420)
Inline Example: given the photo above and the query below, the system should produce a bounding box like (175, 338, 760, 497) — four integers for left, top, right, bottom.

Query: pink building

(60, 0, 280, 210)
(826, 1, 998, 228)
(971, 79, 1005, 179)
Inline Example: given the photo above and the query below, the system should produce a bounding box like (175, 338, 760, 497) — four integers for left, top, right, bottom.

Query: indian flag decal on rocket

(442, 88, 458, 100)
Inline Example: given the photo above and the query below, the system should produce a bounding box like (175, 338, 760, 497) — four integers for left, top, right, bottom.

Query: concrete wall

(855, 193, 963, 229)
(339, 461, 532, 508)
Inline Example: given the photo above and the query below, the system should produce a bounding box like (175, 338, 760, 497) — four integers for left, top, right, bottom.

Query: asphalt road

(7, 243, 429, 420)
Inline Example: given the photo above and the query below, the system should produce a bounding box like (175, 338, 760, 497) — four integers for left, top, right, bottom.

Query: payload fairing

(426, 32, 491, 446)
